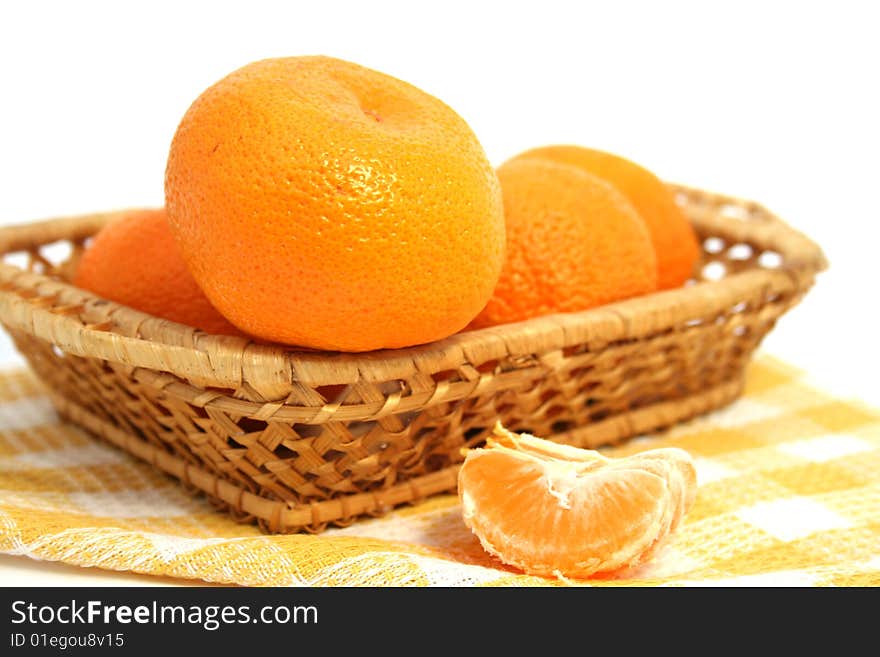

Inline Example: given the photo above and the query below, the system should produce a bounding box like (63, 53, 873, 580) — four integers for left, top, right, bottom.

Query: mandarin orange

(165, 56, 505, 352)
(512, 145, 699, 289)
(470, 158, 656, 328)
(73, 209, 241, 335)
(458, 424, 697, 579)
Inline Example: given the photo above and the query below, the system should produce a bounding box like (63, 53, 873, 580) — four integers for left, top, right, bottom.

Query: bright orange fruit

(512, 145, 700, 289)
(470, 158, 656, 328)
(73, 209, 241, 336)
(165, 56, 505, 352)
(458, 424, 697, 579)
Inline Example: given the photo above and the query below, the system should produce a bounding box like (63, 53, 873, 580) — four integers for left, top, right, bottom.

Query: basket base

(550, 375, 745, 449)
(46, 374, 744, 533)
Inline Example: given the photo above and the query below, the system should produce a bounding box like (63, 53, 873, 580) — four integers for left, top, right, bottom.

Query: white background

(0, 0, 877, 584)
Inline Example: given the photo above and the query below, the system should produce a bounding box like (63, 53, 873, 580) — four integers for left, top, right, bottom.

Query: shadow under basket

(0, 185, 827, 533)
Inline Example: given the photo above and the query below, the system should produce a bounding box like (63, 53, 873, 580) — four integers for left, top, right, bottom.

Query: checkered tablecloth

(0, 354, 877, 586)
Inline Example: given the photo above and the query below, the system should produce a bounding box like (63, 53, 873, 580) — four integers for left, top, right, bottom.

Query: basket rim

(0, 184, 827, 392)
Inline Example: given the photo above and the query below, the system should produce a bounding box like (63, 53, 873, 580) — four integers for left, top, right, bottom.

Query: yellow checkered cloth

(0, 354, 877, 586)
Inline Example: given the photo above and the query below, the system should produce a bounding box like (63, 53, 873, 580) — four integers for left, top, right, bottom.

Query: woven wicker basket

(0, 185, 826, 532)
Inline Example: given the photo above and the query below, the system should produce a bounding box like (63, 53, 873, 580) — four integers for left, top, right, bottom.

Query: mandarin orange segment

(73, 208, 242, 336)
(512, 145, 700, 290)
(165, 55, 505, 352)
(458, 424, 697, 579)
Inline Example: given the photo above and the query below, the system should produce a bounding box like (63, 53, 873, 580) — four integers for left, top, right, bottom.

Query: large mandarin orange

(512, 145, 700, 289)
(165, 56, 505, 352)
(470, 158, 656, 328)
(459, 424, 697, 579)
(73, 209, 240, 335)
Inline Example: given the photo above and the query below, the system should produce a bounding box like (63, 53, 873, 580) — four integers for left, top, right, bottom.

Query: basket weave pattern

(0, 186, 826, 532)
